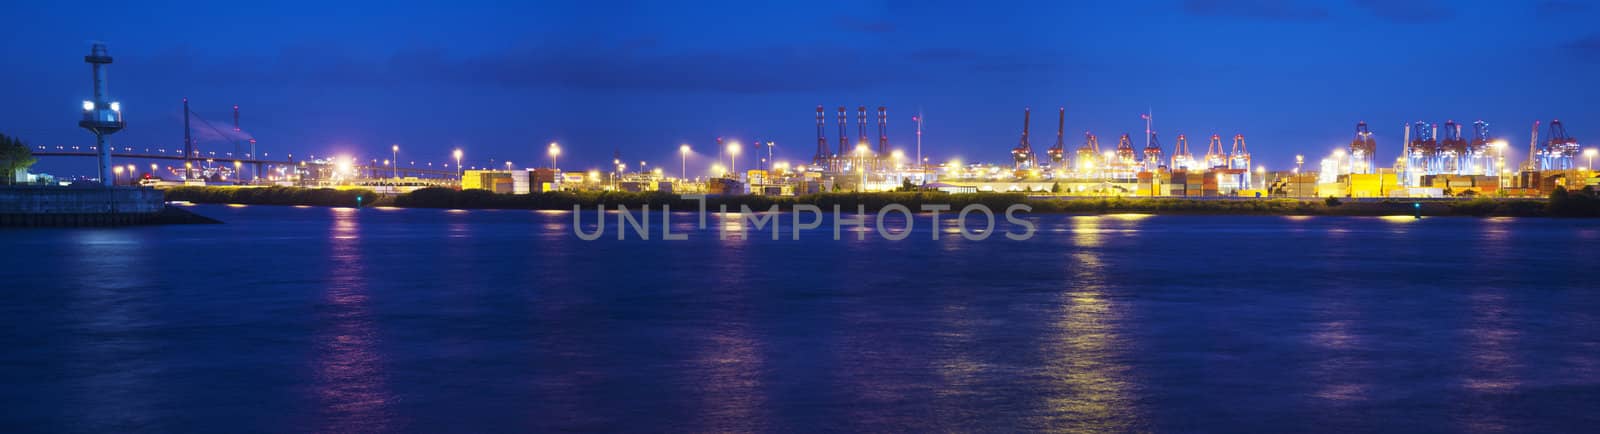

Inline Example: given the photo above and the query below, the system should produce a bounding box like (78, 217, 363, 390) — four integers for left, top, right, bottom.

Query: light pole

(1334, 149, 1347, 175)
(548, 142, 560, 169)
(913, 112, 923, 170)
(855, 144, 868, 192)
(727, 141, 741, 177)
(233, 160, 242, 184)
(112, 165, 123, 186)
(1294, 155, 1305, 197)
(1492, 140, 1508, 190)
(453, 149, 464, 180)
(679, 144, 690, 180)
(391, 145, 400, 179)
(1585, 148, 1597, 171)
(1255, 166, 1265, 193)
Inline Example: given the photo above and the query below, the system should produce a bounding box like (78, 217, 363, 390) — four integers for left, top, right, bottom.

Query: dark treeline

(164, 186, 376, 208)
(158, 186, 1600, 217)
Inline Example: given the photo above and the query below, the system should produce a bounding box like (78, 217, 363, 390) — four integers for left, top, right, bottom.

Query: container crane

(1115, 133, 1136, 168)
(1545, 120, 1579, 170)
(1349, 122, 1376, 174)
(1011, 107, 1036, 169)
(1229, 134, 1251, 171)
(1204, 133, 1227, 169)
(1468, 120, 1491, 175)
(1440, 120, 1468, 174)
(1525, 120, 1540, 172)
(1171, 133, 1194, 170)
(1144, 132, 1164, 172)
(1077, 131, 1100, 175)
(1047, 107, 1066, 166)
(814, 106, 830, 167)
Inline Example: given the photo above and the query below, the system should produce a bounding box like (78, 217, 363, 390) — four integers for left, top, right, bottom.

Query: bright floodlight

(1491, 140, 1508, 149)
(110, 102, 120, 112)
(392, 144, 399, 152)
(1585, 149, 1598, 157)
(453, 149, 463, 159)
(548, 145, 561, 157)
(680, 144, 690, 154)
(82, 101, 94, 111)
(891, 150, 904, 160)
(728, 142, 741, 156)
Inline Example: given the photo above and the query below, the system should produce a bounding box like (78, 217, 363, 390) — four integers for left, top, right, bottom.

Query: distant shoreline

(158, 186, 1600, 218)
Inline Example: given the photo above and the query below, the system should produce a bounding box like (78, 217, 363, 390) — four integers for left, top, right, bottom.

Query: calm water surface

(2, 205, 1598, 432)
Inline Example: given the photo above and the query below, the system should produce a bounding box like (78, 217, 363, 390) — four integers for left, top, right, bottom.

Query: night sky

(3, 0, 1598, 176)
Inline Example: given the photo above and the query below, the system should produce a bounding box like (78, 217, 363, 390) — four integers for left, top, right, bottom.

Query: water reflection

(1036, 216, 1140, 430)
(66, 230, 161, 431)
(1307, 313, 1370, 403)
(314, 208, 395, 432)
(693, 232, 767, 431)
(1459, 221, 1521, 433)
(1070, 216, 1103, 247)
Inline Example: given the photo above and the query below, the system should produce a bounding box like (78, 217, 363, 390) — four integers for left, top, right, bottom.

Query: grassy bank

(163, 186, 379, 208)
(158, 186, 1600, 217)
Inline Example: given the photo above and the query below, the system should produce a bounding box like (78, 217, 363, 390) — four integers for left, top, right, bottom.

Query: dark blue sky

(4, 0, 1598, 176)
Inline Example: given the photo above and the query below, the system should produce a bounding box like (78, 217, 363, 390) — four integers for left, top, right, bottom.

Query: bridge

(31, 145, 462, 182)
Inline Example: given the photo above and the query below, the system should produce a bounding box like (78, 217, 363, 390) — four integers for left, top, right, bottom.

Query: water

(2, 205, 1598, 433)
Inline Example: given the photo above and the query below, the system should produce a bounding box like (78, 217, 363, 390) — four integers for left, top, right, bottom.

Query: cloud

(836, 16, 896, 34)
(1537, 0, 1591, 17)
(1182, 0, 1330, 21)
(135, 41, 1057, 95)
(1566, 33, 1600, 58)
(1349, 0, 1455, 23)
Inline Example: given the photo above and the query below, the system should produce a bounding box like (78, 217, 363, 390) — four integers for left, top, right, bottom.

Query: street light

(679, 144, 690, 180)
(1491, 140, 1508, 189)
(855, 144, 868, 191)
(391, 144, 400, 179)
(112, 166, 123, 186)
(727, 141, 741, 176)
(453, 149, 464, 180)
(1585, 148, 1597, 171)
(548, 142, 560, 169)
(1334, 149, 1347, 175)
(233, 160, 242, 184)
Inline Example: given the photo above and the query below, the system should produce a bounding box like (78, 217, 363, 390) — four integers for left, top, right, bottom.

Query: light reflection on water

(692, 239, 768, 432)
(65, 230, 162, 432)
(3, 206, 1598, 432)
(313, 207, 394, 432)
(1034, 216, 1142, 431)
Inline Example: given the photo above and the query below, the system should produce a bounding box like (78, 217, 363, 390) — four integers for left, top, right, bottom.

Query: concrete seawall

(0, 186, 169, 226)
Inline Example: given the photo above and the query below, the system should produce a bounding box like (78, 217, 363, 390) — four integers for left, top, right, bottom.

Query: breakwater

(0, 186, 214, 226)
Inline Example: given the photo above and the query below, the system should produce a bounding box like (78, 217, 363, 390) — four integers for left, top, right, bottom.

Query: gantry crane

(1011, 107, 1036, 169)
(1047, 107, 1066, 166)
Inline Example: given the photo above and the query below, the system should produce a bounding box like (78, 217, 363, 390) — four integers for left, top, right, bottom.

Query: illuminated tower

(78, 43, 125, 187)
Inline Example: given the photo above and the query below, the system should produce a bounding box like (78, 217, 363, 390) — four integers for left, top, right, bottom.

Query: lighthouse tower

(78, 42, 125, 186)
